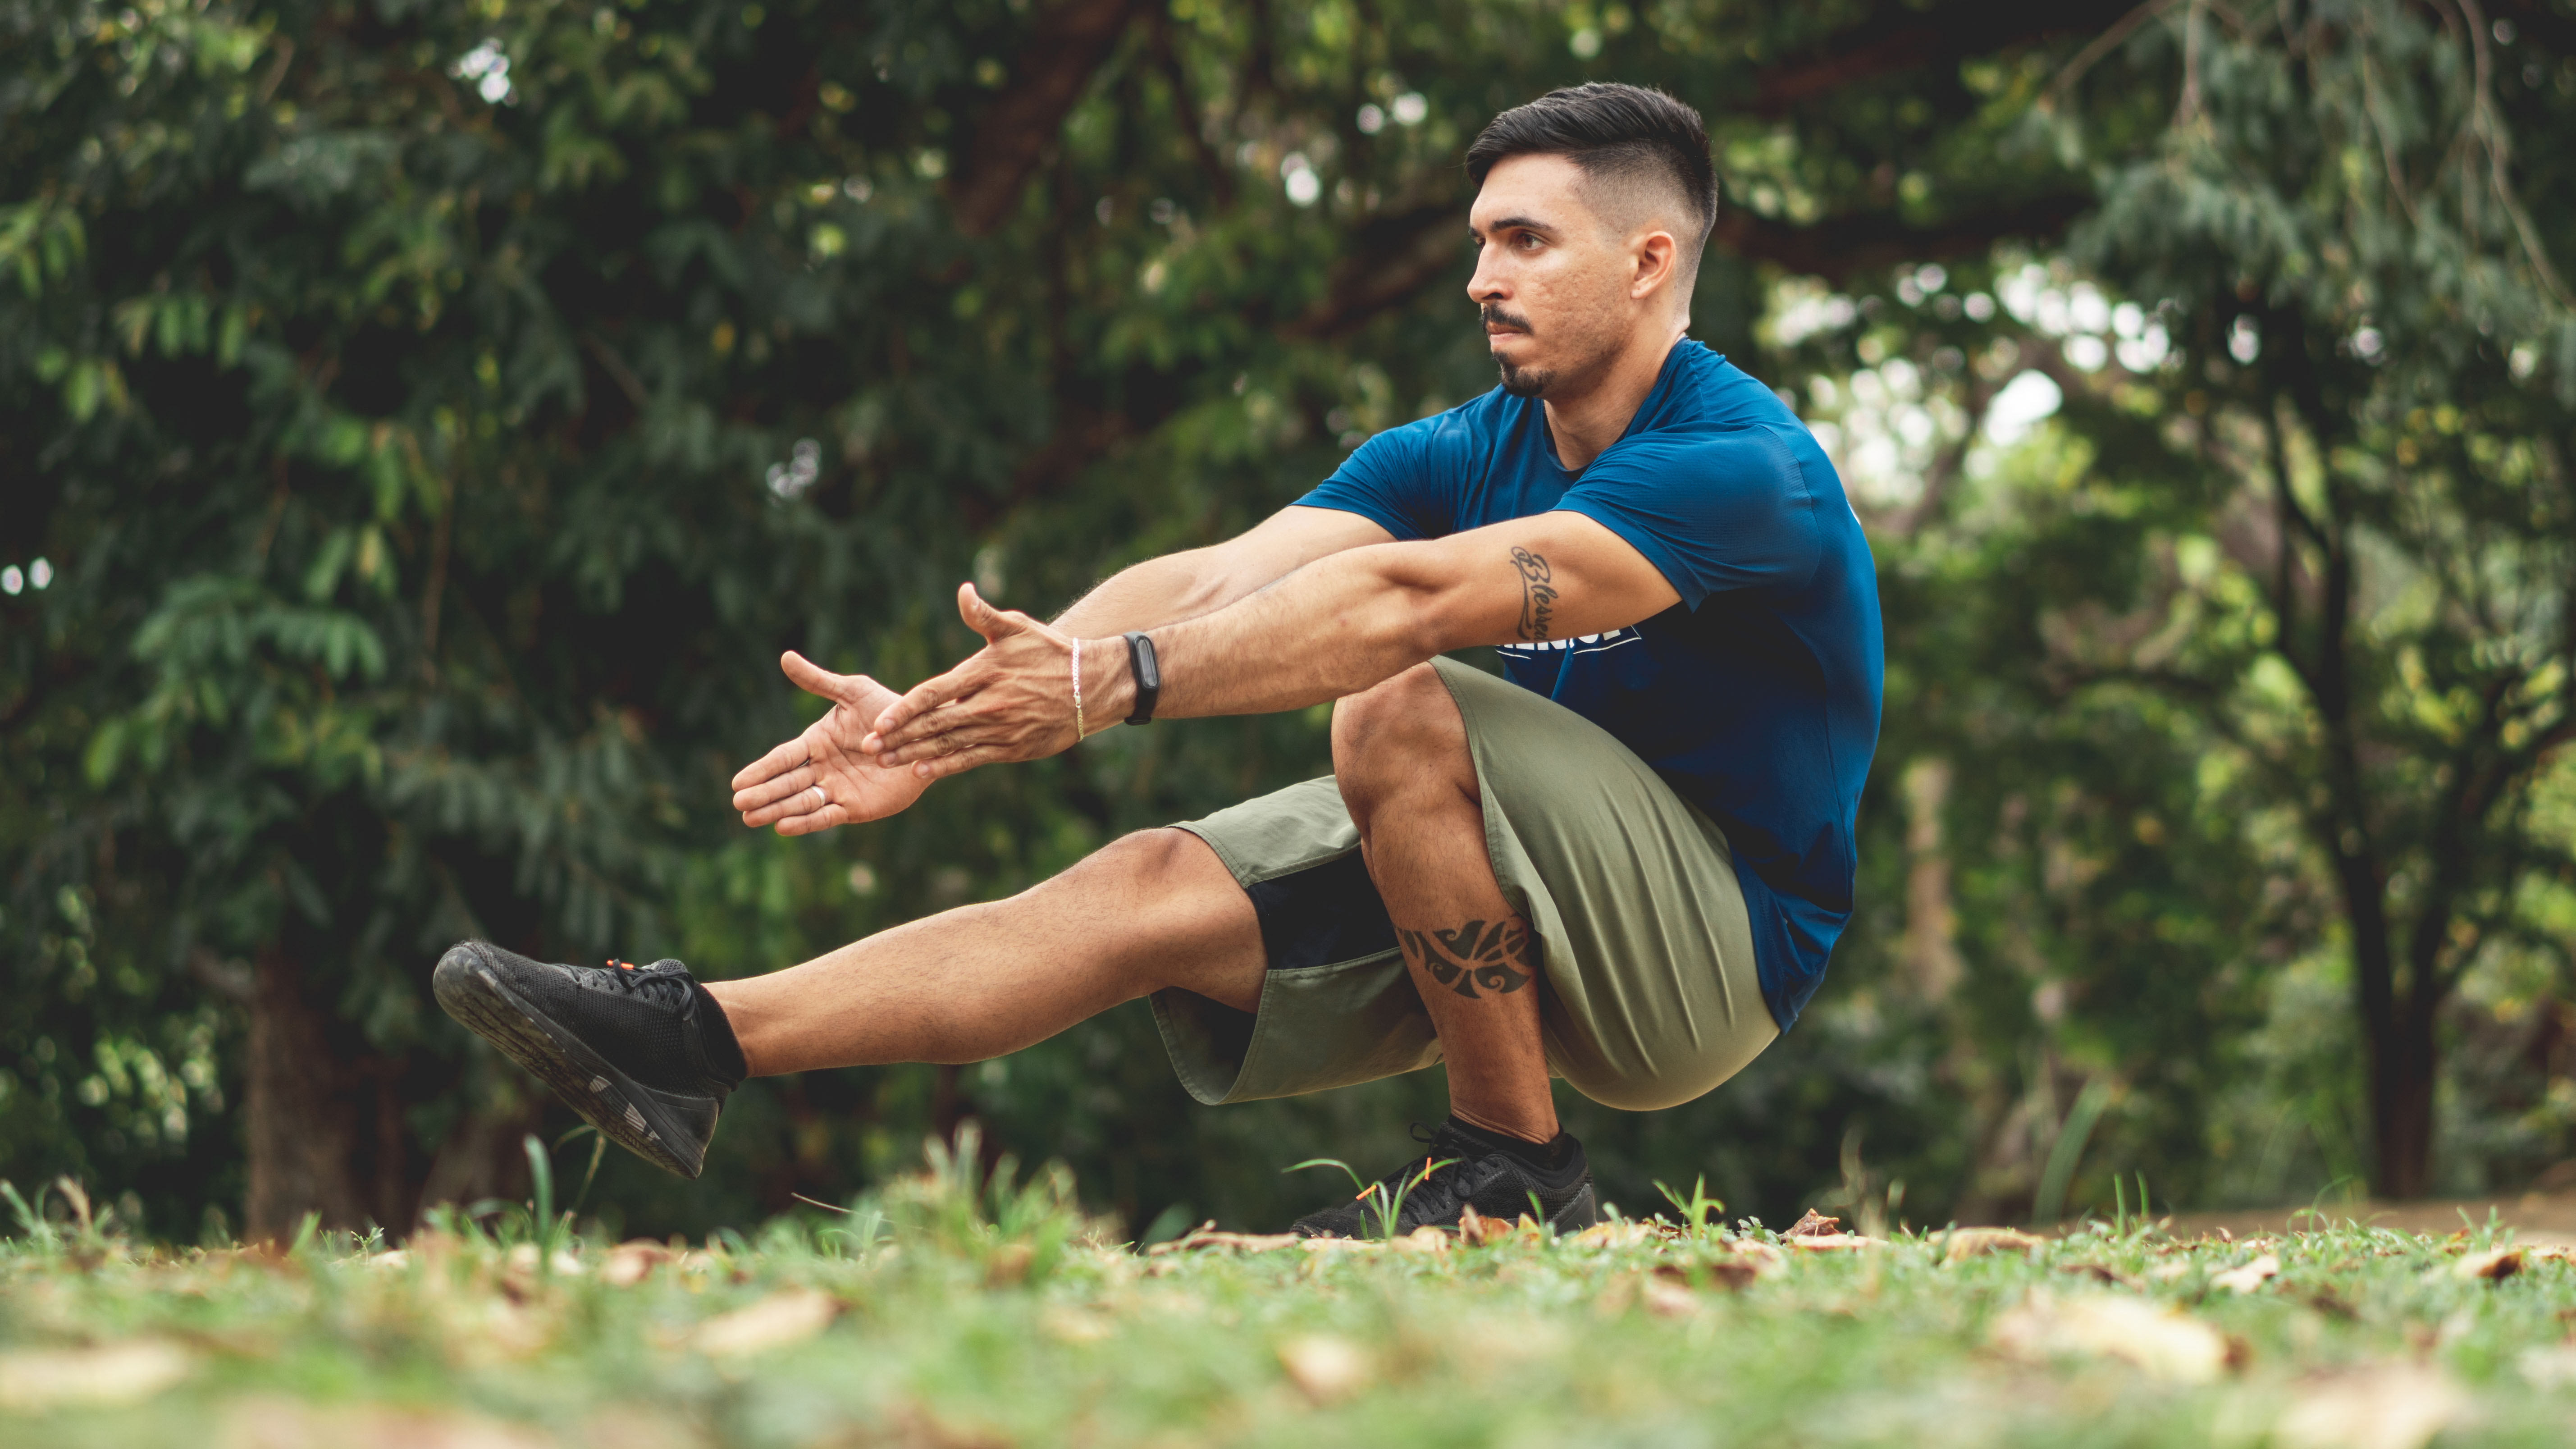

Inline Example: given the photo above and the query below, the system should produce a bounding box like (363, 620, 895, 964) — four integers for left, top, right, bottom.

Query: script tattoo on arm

(1397, 918, 1537, 999)
(1509, 547, 1557, 642)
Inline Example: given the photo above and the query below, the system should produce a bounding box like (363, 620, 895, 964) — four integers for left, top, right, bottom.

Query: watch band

(1122, 631, 1161, 726)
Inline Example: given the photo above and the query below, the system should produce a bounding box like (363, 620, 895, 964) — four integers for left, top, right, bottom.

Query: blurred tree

(1783, 0, 2576, 1206)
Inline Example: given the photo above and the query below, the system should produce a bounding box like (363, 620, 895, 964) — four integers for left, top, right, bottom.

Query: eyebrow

(1471, 214, 1556, 238)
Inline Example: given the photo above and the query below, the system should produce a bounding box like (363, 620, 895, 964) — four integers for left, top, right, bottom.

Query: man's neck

(1542, 323, 1687, 472)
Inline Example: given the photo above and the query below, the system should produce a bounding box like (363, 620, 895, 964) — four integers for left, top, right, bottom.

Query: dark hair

(1465, 83, 1716, 242)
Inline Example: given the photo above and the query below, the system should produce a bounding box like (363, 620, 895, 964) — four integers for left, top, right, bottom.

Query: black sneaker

(1291, 1120, 1600, 1239)
(432, 940, 746, 1179)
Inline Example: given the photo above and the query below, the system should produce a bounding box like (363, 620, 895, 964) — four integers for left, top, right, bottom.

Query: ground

(7, 1157, 2576, 1448)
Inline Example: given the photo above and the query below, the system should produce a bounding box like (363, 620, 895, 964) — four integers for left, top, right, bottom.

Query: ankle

(1444, 1113, 1578, 1177)
(1449, 1104, 1557, 1146)
(695, 981, 754, 1083)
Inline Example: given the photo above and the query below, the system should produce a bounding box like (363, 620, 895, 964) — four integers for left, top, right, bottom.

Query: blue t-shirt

(1299, 340, 1883, 1029)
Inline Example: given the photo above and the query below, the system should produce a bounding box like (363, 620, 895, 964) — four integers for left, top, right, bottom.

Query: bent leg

(1334, 663, 1556, 1144)
(705, 827, 1262, 1075)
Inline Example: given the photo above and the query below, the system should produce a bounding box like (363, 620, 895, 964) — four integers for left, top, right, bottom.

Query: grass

(6, 1147, 2576, 1447)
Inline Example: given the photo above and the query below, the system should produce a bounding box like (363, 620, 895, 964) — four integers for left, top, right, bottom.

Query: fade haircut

(1465, 83, 1717, 292)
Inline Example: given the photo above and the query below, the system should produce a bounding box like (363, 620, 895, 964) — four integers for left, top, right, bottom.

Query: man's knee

(1074, 826, 1207, 890)
(1332, 663, 1472, 816)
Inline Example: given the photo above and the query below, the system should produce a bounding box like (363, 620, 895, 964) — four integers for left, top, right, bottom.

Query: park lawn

(5, 1166, 2576, 1447)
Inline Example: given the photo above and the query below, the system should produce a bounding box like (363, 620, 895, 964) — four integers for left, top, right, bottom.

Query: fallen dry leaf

(1299, 1236, 1382, 1254)
(2055, 1262, 2144, 1288)
(0, 1339, 194, 1412)
(1455, 1206, 1513, 1248)
(1723, 1239, 1787, 1273)
(2212, 1253, 2281, 1293)
(1567, 1220, 1657, 1249)
(1989, 1292, 2232, 1384)
(1944, 1226, 2046, 1262)
(1390, 1225, 1449, 1255)
(1649, 1263, 1710, 1310)
(600, 1240, 677, 1288)
(1145, 1227, 1301, 1256)
(688, 1287, 839, 1357)
(1277, 1335, 1370, 1404)
(1640, 1273, 1701, 1319)
(220, 1396, 555, 1449)
(983, 1243, 1036, 1286)
(2453, 1247, 2522, 1281)
(1785, 1231, 1886, 1251)
(2273, 1366, 2465, 1449)
(504, 1243, 585, 1277)
(1784, 1209, 1842, 1239)
(1696, 1258, 1762, 1290)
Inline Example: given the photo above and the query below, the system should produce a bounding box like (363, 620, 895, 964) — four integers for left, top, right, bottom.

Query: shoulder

(1343, 389, 1510, 474)
(1596, 424, 1809, 498)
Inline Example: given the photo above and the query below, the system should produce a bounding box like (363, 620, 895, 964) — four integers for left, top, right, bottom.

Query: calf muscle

(703, 828, 1261, 1076)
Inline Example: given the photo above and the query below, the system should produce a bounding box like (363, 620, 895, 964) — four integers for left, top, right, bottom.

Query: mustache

(1480, 305, 1533, 334)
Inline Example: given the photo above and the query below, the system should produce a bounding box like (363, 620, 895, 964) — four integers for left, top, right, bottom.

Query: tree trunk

(244, 946, 370, 1240)
(2372, 1004, 2439, 1200)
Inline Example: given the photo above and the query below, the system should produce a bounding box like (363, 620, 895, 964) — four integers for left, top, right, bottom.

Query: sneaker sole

(433, 945, 712, 1179)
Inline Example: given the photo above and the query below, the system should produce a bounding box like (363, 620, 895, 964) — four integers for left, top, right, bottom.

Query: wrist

(1082, 638, 1136, 729)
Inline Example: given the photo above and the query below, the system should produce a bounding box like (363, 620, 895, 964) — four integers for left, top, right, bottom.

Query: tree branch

(949, 0, 1155, 237)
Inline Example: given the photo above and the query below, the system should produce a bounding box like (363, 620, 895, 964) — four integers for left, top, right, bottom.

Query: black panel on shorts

(1244, 849, 1399, 971)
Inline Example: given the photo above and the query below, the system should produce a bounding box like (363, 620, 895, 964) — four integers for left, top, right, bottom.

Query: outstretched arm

(1053, 504, 1395, 635)
(727, 504, 1390, 834)
(864, 510, 1680, 777)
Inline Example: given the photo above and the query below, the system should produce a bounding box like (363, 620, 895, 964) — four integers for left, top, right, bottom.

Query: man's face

(1466, 153, 1642, 399)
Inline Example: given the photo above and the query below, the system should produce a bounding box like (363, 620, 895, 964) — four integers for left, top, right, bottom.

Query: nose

(1467, 247, 1508, 305)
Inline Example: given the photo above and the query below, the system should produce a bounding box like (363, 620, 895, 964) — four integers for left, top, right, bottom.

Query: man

(434, 83, 1882, 1237)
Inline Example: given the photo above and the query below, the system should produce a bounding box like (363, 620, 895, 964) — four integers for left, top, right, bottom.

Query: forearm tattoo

(1398, 918, 1537, 999)
(1510, 547, 1557, 642)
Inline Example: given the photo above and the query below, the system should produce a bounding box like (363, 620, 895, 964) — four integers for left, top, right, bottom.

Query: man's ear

(1630, 227, 1680, 302)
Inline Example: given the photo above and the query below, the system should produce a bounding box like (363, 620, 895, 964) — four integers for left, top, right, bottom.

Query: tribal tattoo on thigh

(1397, 918, 1537, 999)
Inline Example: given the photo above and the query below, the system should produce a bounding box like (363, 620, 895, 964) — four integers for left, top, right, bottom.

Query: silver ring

(807, 785, 827, 811)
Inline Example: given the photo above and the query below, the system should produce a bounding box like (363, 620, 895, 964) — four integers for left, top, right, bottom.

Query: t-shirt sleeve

(1554, 425, 1822, 608)
(1294, 414, 1462, 541)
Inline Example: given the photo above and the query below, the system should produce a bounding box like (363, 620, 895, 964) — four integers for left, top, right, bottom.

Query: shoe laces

(1352, 1122, 1483, 1225)
(582, 958, 693, 1008)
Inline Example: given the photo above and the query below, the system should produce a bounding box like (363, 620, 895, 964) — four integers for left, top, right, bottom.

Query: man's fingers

(733, 763, 818, 818)
(957, 582, 1026, 645)
(909, 741, 1013, 782)
(877, 709, 1023, 766)
(778, 649, 850, 702)
(863, 664, 980, 752)
(773, 798, 845, 837)
(730, 734, 814, 794)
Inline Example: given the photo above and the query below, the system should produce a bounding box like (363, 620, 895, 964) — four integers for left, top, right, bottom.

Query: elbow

(1366, 555, 1478, 661)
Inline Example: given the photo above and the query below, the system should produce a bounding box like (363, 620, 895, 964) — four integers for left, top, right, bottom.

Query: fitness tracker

(1122, 631, 1161, 726)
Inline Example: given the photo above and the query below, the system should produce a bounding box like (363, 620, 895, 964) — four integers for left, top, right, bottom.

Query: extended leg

(705, 828, 1262, 1075)
(1333, 663, 1557, 1143)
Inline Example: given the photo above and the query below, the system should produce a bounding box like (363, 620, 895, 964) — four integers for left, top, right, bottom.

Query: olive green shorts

(1151, 657, 1778, 1112)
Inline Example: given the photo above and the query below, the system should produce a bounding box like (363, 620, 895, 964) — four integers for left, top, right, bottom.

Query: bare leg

(705, 828, 1262, 1076)
(1333, 664, 1557, 1143)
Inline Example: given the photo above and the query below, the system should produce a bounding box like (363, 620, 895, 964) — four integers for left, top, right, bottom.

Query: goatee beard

(1497, 360, 1553, 398)
(1481, 304, 1547, 397)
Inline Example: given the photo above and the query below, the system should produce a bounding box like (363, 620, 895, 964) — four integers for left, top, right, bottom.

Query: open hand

(730, 653, 931, 835)
(862, 583, 1092, 782)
